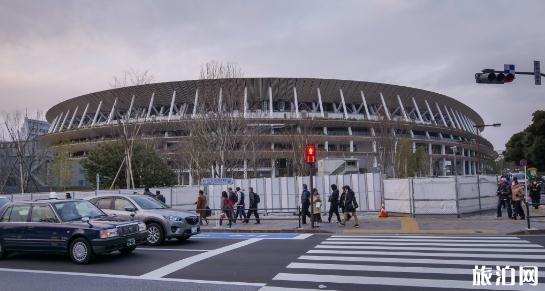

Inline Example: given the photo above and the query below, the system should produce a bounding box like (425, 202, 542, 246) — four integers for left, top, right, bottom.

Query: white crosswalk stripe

(263, 235, 544, 291)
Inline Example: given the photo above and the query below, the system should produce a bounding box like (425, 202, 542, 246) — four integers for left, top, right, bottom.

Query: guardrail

(525, 201, 545, 229)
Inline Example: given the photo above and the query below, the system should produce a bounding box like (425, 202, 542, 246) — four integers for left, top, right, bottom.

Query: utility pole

(305, 144, 317, 229)
(451, 146, 460, 218)
(473, 123, 501, 212)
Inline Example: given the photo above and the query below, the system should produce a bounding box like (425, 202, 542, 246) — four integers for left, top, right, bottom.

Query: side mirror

(81, 216, 92, 227)
(124, 207, 137, 212)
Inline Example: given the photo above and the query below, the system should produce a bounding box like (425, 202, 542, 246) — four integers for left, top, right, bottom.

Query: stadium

(43, 78, 495, 185)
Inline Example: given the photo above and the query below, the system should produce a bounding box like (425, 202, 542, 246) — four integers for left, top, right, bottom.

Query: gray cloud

(1, 0, 544, 149)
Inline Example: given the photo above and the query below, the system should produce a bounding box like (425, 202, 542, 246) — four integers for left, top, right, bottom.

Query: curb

(200, 228, 331, 234)
(508, 229, 545, 235)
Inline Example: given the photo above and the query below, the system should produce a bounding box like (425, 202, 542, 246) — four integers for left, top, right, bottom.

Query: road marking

(0, 268, 265, 287)
(315, 244, 545, 253)
(286, 262, 545, 277)
(272, 273, 534, 290)
(260, 286, 339, 291)
(331, 235, 520, 239)
(293, 234, 313, 240)
(320, 241, 544, 247)
(307, 249, 545, 260)
(194, 233, 309, 240)
(140, 238, 263, 279)
(326, 238, 528, 243)
(298, 255, 545, 268)
(137, 248, 212, 252)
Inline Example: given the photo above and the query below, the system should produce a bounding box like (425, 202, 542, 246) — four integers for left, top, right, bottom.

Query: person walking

(244, 187, 261, 224)
(143, 187, 154, 197)
(496, 178, 512, 219)
(227, 187, 238, 223)
(220, 191, 233, 228)
(312, 188, 322, 225)
(340, 185, 359, 228)
(511, 179, 525, 220)
(196, 190, 208, 225)
(156, 190, 166, 203)
(529, 181, 542, 209)
(300, 184, 311, 224)
(234, 187, 247, 222)
(327, 184, 341, 223)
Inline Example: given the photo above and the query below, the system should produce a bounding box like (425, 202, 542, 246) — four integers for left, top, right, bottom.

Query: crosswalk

(263, 235, 545, 291)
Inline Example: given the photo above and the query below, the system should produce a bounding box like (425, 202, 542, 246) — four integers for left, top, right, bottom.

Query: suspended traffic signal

(305, 144, 317, 165)
(475, 71, 515, 84)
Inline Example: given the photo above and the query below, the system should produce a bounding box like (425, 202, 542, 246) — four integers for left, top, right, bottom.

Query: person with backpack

(220, 191, 233, 228)
(340, 185, 359, 228)
(300, 184, 311, 224)
(234, 187, 247, 222)
(244, 187, 261, 224)
(496, 178, 512, 219)
(327, 184, 341, 223)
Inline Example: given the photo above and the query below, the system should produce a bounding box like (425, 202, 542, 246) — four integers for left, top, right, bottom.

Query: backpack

(205, 206, 212, 217)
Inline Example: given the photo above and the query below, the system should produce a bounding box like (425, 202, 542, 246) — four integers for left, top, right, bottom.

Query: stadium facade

(43, 78, 495, 185)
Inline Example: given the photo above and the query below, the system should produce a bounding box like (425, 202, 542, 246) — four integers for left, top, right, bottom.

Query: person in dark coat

(496, 178, 512, 218)
(244, 187, 260, 224)
(340, 185, 359, 228)
(301, 184, 311, 224)
(529, 181, 542, 209)
(156, 190, 166, 203)
(234, 187, 247, 222)
(327, 184, 341, 223)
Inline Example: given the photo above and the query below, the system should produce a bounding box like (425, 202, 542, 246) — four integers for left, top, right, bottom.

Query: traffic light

(305, 144, 317, 165)
(475, 70, 515, 84)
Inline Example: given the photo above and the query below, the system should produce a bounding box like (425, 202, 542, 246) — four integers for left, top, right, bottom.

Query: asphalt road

(0, 233, 544, 291)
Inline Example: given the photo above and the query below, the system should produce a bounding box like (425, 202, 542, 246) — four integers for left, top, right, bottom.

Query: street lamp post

(472, 123, 501, 212)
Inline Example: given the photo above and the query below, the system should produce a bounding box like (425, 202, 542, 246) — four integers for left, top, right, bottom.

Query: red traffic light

(305, 144, 317, 165)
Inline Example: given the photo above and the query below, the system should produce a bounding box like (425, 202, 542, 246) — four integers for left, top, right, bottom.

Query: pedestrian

(529, 181, 542, 209)
(300, 184, 311, 224)
(327, 184, 341, 223)
(340, 185, 359, 228)
(244, 187, 261, 224)
(511, 179, 525, 220)
(234, 187, 247, 222)
(65, 192, 72, 199)
(143, 187, 154, 197)
(312, 188, 322, 225)
(156, 190, 166, 203)
(339, 187, 349, 220)
(196, 190, 208, 225)
(220, 191, 233, 228)
(496, 178, 512, 219)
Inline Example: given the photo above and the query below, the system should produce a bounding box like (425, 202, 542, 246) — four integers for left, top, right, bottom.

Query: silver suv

(87, 194, 200, 246)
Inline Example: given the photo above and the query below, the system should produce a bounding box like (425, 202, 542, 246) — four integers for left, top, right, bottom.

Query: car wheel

(69, 238, 93, 264)
(119, 246, 136, 255)
(146, 223, 164, 246)
(0, 240, 7, 259)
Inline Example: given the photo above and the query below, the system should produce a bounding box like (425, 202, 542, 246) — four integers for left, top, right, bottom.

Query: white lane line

(272, 273, 534, 290)
(137, 248, 212, 252)
(326, 238, 529, 243)
(308, 249, 545, 260)
(260, 286, 339, 291)
(140, 238, 263, 279)
(321, 241, 544, 248)
(331, 235, 520, 239)
(315, 245, 545, 253)
(298, 255, 545, 268)
(0, 268, 265, 287)
(293, 234, 313, 240)
(286, 262, 545, 277)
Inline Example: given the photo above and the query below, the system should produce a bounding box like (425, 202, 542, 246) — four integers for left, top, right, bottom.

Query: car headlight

(138, 222, 146, 231)
(99, 228, 118, 239)
(163, 215, 183, 222)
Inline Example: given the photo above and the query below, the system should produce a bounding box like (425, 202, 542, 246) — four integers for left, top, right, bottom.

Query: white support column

(192, 89, 199, 118)
(78, 103, 90, 128)
(397, 95, 409, 121)
(91, 101, 102, 126)
(424, 100, 437, 125)
(268, 86, 273, 118)
(243, 159, 248, 179)
(146, 92, 155, 120)
(412, 97, 424, 123)
(58, 110, 70, 132)
(53, 113, 64, 132)
(127, 95, 135, 120)
(451, 108, 464, 130)
(217, 88, 223, 112)
(339, 89, 348, 119)
(243, 87, 248, 118)
(67, 106, 78, 130)
(361, 91, 371, 120)
(455, 110, 470, 132)
(462, 114, 475, 134)
(293, 87, 300, 118)
(107, 98, 118, 124)
(379, 93, 391, 120)
(434, 102, 448, 127)
(444, 106, 460, 129)
(48, 115, 58, 133)
(168, 90, 176, 121)
(317, 88, 325, 118)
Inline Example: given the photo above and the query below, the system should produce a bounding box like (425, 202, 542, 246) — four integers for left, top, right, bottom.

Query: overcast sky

(1, 0, 544, 149)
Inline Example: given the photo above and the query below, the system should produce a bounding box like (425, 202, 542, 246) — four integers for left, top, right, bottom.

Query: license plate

(127, 238, 136, 246)
(191, 227, 198, 234)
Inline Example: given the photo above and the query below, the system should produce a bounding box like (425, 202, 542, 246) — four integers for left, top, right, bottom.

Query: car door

(1, 204, 31, 251)
(111, 197, 137, 220)
(26, 204, 64, 252)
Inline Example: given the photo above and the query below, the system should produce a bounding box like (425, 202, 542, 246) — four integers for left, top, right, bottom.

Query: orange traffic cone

(379, 200, 388, 218)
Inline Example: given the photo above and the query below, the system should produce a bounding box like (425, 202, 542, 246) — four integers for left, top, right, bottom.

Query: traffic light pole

(309, 164, 315, 229)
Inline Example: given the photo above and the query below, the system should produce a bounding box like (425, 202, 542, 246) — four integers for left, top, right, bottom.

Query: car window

(31, 205, 58, 223)
(1, 206, 12, 222)
(9, 205, 31, 222)
(114, 198, 135, 211)
(96, 197, 113, 209)
(132, 195, 168, 209)
(0, 198, 9, 208)
(53, 201, 105, 221)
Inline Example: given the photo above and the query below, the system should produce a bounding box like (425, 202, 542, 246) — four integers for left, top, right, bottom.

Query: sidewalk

(199, 207, 545, 235)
